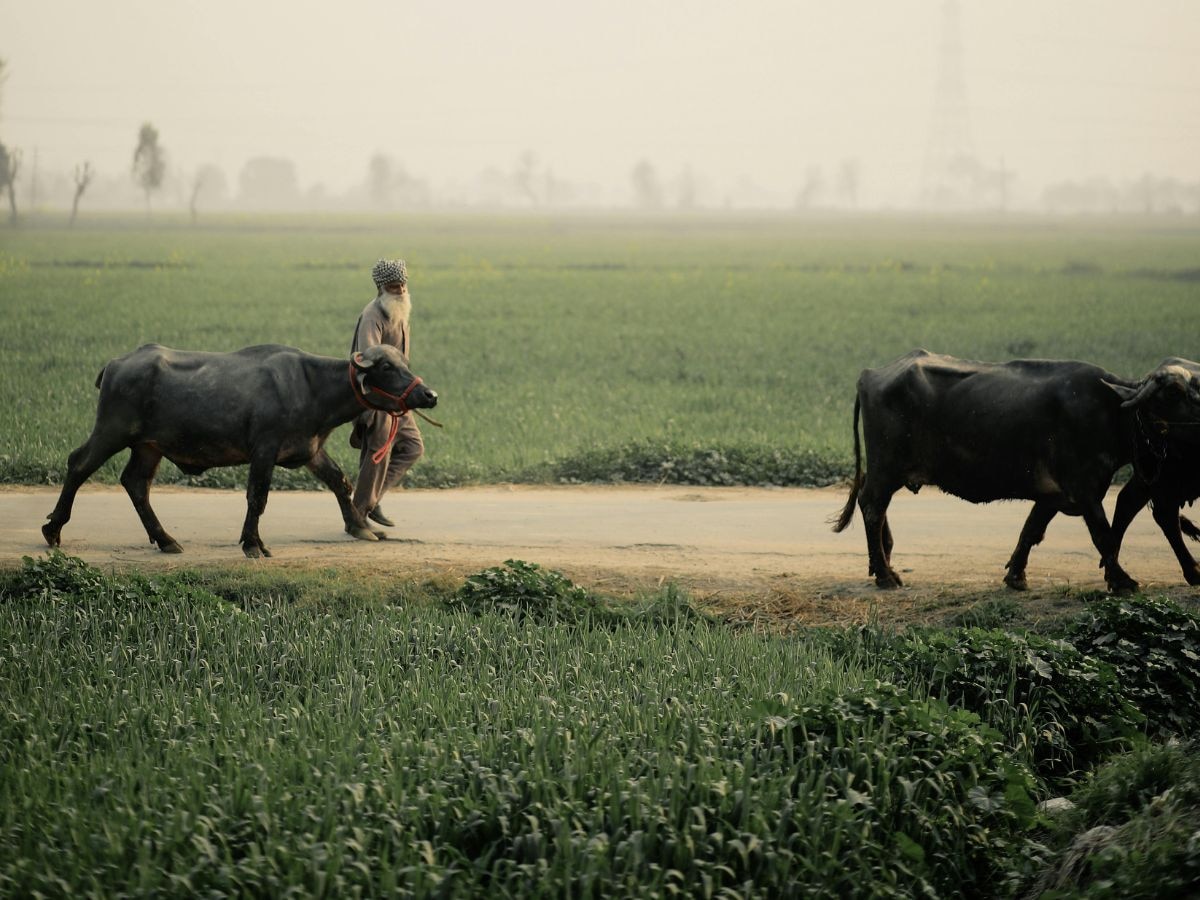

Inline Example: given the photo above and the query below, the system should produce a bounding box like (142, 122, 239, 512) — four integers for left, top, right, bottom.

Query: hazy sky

(2, 0, 1198, 206)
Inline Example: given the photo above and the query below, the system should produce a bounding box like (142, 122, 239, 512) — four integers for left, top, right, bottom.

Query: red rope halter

(349, 363, 425, 464)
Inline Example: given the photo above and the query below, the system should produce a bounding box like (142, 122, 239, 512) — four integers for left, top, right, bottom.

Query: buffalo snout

(412, 385, 438, 409)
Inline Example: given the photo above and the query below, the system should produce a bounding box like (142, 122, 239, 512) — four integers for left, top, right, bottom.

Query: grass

(2, 553, 1198, 897)
(0, 557, 888, 896)
(1, 212, 1198, 488)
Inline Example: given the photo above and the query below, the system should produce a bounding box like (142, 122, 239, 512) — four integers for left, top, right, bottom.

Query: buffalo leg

(1112, 479, 1200, 586)
(1004, 501, 1058, 591)
(120, 444, 182, 553)
(1110, 479, 1150, 562)
(859, 478, 903, 589)
(1079, 499, 1138, 594)
(305, 449, 381, 542)
(1149, 498, 1200, 586)
(240, 447, 279, 558)
(42, 432, 128, 547)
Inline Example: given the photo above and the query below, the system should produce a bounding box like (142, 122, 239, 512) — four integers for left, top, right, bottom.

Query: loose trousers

(352, 410, 424, 518)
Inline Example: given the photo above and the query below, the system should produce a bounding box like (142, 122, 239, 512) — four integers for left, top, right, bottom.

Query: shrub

(551, 439, 850, 487)
(1066, 595, 1200, 736)
(5, 551, 108, 600)
(879, 627, 1143, 782)
(449, 559, 599, 623)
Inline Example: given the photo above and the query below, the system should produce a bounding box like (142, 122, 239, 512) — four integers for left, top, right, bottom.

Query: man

(349, 258, 423, 529)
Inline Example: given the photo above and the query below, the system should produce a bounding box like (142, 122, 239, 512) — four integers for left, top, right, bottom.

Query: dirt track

(4, 485, 1196, 618)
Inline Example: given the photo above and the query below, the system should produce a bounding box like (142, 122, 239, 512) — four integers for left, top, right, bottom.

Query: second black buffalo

(831, 349, 1200, 592)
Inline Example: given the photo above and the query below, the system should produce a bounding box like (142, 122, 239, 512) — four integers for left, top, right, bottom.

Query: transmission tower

(921, 0, 981, 208)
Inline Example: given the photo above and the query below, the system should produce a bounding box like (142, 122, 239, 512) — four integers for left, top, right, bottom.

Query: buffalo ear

(1102, 380, 1141, 407)
(352, 351, 373, 370)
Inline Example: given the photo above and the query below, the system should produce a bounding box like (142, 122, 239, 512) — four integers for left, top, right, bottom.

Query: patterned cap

(371, 258, 407, 288)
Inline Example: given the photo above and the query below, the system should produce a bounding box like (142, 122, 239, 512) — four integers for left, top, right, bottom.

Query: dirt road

(3, 485, 1193, 608)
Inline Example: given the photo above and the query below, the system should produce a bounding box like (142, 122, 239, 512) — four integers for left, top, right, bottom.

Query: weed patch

(1065, 594, 1200, 735)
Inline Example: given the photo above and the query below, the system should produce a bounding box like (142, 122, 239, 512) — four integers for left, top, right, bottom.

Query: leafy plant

(552, 440, 850, 487)
(879, 627, 1143, 782)
(1066, 595, 1200, 735)
(6, 550, 107, 600)
(449, 558, 598, 622)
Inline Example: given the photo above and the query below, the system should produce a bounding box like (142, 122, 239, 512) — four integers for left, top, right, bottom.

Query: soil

(4, 484, 1196, 627)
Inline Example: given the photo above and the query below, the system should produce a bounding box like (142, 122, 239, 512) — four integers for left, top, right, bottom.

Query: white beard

(378, 287, 411, 329)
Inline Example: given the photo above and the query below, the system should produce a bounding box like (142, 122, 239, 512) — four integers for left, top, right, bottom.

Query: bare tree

(0, 142, 20, 224)
(132, 122, 166, 214)
(69, 162, 94, 226)
(189, 164, 225, 224)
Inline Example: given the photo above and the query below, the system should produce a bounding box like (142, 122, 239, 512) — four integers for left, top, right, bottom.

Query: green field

(2, 554, 1199, 897)
(4, 217, 1200, 895)
(2, 213, 1198, 488)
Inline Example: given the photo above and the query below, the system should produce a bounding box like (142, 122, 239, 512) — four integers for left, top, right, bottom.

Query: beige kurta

(350, 291, 423, 517)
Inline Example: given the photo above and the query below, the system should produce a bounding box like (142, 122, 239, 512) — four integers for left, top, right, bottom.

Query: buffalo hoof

(346, 525, 380, 543)
(1184, 567, 1200, 587)
(1004, 572, 1028, 592)
(1108, 577, 1139, 596)
(875, 570, 903, 590)
(242, 543, 273, 559)
(41, 522, 61, 547)
(158, 540, 183, 554)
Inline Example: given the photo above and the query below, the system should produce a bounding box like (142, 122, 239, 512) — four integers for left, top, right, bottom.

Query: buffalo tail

(829, 392, 863, 533)
(1182, 514, 1200, 544)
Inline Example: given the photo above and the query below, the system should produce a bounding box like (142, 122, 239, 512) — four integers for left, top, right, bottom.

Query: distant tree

(0, 142, 20, 224)
(367, 153, 393, 206)
(189, 164, 226, 224)
(795, 165, 823, 210)
(631, 159, 663, 209)
(131, 122, 166, 213)
(513, 151, 540, 206)
(0, 59, 15, 224)
(361, 154, 429, 210)
(676, 166, 698, 209)
(836, 159, 860, 208)
(238, 156, 300, 208)
(69, 161, 94, 226)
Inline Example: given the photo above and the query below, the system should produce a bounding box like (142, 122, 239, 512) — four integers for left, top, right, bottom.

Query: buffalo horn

(1119, 375, 1162, 409)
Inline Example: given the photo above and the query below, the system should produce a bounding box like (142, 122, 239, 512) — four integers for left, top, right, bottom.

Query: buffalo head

(351, 344, 439, 412)
(1105, 358, 1200, 442)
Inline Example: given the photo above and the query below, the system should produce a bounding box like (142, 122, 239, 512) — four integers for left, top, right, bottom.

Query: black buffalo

(830, 350, 1200, 592)
(1108, 358, 1200, 586)
(43, 343, 437, 558)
